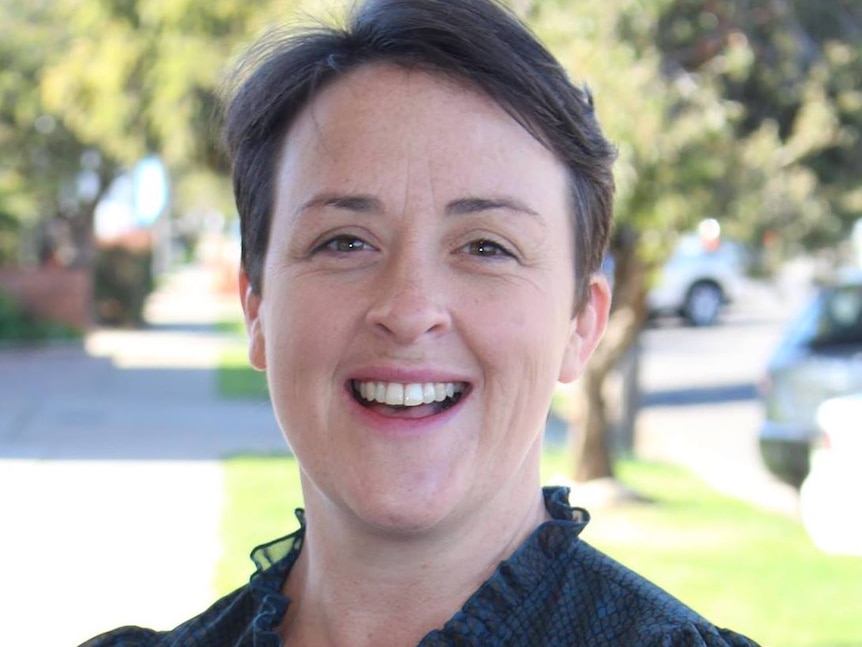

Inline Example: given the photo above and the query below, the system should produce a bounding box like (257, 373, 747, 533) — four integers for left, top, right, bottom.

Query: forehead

(303, 62, 500, 122)
(275, 63, 568, 204)
(291, 64, 525, 152)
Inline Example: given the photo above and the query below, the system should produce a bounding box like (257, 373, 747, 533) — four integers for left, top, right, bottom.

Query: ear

(558, 274, 611, 384)
(239, 269, 267, 371)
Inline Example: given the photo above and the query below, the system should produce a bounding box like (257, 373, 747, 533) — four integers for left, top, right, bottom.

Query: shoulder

(553, 537, 760, 645)
(512, 488, 761, 645)
(646, 622, 761, 646)
(77, 524, 305, 647)
(426, 521, 760, 646)
(78, 626, 162, 647)
(77, 584, 259, 647)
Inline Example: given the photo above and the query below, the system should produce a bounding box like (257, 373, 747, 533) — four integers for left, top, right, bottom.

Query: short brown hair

(223, 0, 616, 312)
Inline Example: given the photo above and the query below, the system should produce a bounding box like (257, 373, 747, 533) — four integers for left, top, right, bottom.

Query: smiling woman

(80, 1, 760, 646)
(241, 65, 588, 545)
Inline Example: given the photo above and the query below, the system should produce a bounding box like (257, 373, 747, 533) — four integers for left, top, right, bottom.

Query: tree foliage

(0, 0, 111, 266)
(0, 0, 315, 266)
(37, 0, 302, 222)
(651, 0, 862, 254)
(526, 0, 862, 479)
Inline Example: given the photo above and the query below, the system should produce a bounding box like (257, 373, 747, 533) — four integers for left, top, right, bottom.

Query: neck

(280, 461, 548, 647)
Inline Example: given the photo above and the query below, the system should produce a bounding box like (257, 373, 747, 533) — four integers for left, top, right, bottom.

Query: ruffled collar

(246, 487, 589, 646)
(247, 509, 305, 647)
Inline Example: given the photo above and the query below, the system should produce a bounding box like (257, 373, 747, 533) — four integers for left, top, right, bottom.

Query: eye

(317, 235, 374, 253)
(464, 239, 514, 258)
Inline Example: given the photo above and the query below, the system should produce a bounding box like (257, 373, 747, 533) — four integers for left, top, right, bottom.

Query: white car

(647, 232, 747, 326)
(799, 393, 862, 556)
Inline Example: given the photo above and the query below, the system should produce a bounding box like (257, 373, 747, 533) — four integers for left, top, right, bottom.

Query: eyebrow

(295, 192, 543, 223)
(295, 193, 384, 217)
(445, 196, 542, 221)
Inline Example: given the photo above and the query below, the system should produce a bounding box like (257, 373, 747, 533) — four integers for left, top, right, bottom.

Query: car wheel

(683, 281, 722, 326)
(759, 437, 810, 490)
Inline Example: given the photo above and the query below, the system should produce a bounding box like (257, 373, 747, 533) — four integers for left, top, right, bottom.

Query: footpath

(0, 266, 283, 646)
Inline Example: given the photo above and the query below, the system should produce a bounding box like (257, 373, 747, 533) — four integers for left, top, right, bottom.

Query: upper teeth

(354, 381, 465, 407)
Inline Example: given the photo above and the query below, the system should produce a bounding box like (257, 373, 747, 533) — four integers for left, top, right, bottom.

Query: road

(634, 279, 807, 517)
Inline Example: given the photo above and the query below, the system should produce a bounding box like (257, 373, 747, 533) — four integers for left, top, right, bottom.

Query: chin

(345, 481, 467, 538)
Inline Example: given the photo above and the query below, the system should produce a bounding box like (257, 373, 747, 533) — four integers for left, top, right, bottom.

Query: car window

(671, 234, 744, 265)
(808, 285, 862, 347)
(674, 234, 707, 258)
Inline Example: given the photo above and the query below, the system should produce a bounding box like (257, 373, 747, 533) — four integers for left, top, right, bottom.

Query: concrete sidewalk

(0, 266, 284, 646)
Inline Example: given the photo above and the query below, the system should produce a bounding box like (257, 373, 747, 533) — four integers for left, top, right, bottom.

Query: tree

(526, 0, 861, 482)
(1, 0, 317, 271)
(525, 0, 749, 481)
(653, 0, 862, 255)
(37, 0, 273, 223)
(0, 0, 114, 267)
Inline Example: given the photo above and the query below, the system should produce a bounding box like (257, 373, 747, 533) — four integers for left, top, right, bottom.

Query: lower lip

(343, 386, 468, 437)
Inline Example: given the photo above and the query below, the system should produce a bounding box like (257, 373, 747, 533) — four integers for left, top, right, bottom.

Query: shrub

(0, 211, 20, 266)
(0, 290, 79, 342)
(93, 245, 154, 326)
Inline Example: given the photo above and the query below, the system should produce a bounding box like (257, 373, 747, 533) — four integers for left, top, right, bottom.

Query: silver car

(759, 272, 862, 488)
(647, 233, 747, 327)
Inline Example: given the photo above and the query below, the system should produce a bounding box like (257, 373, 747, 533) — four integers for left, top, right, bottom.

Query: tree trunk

(68, 165, 114, 270)
(67, 200, 98, 270)
(568, 228, 648, 482)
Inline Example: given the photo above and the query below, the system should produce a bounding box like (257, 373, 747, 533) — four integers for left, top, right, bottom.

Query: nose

(365, 256, 452, 344)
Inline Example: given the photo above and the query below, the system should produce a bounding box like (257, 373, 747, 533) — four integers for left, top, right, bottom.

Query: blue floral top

(80, 487, 760, 646)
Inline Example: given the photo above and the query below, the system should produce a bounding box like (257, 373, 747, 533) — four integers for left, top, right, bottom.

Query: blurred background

(1, 0, 861, 645)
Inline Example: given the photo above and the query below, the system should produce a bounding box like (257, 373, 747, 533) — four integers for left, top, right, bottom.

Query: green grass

(566, 461, 862, 647)
(215, 453, 303, 594)
(0, 291, 82, 343)
(217, 453, 862, 646)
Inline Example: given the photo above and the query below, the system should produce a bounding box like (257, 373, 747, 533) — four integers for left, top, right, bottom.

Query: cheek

(486, 282, 569, 342)
(467, 294, 564, 383)
(261, 279, 356, 379)
(489, 293, 572, 401)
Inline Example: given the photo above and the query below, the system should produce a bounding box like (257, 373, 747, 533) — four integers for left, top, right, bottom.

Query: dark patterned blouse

(80, 487, 760, 647)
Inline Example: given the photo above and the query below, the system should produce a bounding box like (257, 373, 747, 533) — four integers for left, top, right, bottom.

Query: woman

(83, 0, 759, 645)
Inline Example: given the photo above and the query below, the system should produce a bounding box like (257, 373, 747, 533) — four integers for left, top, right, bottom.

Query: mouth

(350, 379, 468, 418)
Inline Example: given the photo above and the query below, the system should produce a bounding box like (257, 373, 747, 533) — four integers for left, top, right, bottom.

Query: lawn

(216, 453, 862, 647)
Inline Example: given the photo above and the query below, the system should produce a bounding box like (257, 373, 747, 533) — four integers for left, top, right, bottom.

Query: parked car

(799, 393, 862, 555)
(758, 272, 862, 488)
(647, 230, 747, 326)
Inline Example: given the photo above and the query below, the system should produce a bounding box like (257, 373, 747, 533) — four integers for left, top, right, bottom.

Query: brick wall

(0, 268, 92, 331)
